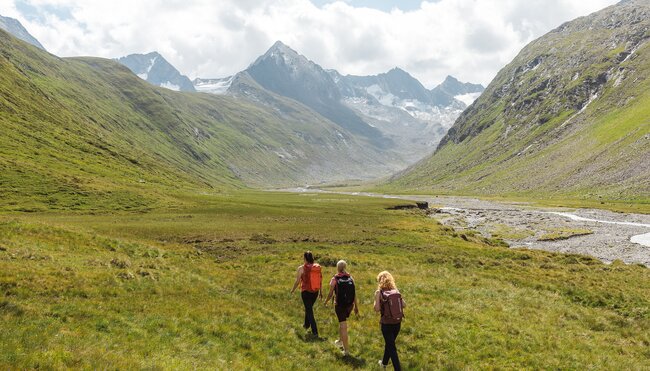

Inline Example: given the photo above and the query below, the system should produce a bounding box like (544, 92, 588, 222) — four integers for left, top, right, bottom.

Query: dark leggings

(381, 323, 401, 370)
(301, 291, 319, 335)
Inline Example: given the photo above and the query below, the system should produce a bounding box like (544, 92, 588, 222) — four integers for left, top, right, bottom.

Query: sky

(0, 0, 619, 87)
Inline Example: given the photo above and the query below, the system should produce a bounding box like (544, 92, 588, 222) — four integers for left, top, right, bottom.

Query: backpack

(380, 290, 404, 324)
(335, 274, 356, 306)
(303, 264, 322, 292)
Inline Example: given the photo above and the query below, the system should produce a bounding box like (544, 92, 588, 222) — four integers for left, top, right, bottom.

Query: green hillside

(0, 29, 394, 212)
(385, 0, 650, 203)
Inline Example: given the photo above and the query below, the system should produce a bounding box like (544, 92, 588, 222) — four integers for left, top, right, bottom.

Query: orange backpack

(302, 263, 322, 292)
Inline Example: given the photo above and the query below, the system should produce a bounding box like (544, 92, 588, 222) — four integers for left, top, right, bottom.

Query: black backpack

(335, 274, 355, 306)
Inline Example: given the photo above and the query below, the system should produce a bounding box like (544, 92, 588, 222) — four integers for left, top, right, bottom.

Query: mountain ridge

(194, 40, 484, 165)
(241, 41, 390, 146)
(385, 0, 650, 202)
(0, 14, 44, 50)
(117, 52, 196, 92)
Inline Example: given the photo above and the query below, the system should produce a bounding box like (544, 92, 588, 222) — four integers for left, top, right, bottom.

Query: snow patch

(631, 233, 650, 247)
(194, 76, 233, 94)
(135, 56, 157, 81)
(366, 84, 397, 106)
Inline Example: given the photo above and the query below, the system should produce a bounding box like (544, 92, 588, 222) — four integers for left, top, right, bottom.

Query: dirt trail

(284, 189, 650, 266)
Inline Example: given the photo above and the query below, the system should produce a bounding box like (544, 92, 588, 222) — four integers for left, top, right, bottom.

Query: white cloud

(0, 0, 619, 86)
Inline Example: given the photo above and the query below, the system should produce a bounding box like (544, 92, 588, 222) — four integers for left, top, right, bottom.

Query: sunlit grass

(1, 191, 649, 369)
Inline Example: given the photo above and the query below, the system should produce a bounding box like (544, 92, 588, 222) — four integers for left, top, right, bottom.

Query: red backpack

(380, 289, 404, 324)
(302, 264, 322, 292)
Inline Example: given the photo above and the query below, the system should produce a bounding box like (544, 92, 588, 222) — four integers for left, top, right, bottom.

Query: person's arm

(373, 290, 382, 313)
(353, 296, 359, 316)
(290, 267, 302, 294)
(325, 278, 335, 305)
(319, 272, 324, 300)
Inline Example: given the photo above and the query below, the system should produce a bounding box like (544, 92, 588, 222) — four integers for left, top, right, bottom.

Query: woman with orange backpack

(291, 251, 322, 337)
(374, 271, 405, 370)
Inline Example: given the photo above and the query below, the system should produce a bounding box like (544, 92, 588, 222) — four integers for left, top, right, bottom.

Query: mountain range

(0, 0, 648, 206)
(191, 41, 484, 164)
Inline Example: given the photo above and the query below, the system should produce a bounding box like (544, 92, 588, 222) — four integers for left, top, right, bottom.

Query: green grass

(538, 228, 593, 241)
(489, 223, 536, 240)
(1, 191, 649, 369)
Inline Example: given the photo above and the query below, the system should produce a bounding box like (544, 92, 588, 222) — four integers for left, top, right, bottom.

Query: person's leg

(306, 291, 318, 335)
(301, 291, 310, 330)
(339, 321, 349, 354)
(381, 324, 399, 368)
(391, 323, 401, 371)
(381, 324, 392, 366)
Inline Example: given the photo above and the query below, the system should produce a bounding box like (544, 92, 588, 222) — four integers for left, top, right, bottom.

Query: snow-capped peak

(116, 51, 196, 92)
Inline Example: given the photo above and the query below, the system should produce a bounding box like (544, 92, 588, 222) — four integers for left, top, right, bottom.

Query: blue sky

(14, 0, 72, 22)
(310, 0, 428, 12)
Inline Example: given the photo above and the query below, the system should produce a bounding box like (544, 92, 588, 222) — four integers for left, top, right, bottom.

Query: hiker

(374, 271, 405, 370)
(291, 251, 322, 337)
(324, 260, 358, 356)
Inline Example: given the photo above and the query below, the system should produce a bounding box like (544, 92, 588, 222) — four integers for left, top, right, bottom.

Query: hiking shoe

(334, 339, 344, 351)
(378, 360, 387, 369)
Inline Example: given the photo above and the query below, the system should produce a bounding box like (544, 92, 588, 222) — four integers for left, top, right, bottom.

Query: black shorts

(335, 304, 354, 322)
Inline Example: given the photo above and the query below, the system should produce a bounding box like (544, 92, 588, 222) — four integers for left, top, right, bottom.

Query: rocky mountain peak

(116, 52, 196, 92)
(0, 14, 45, 50)
(438, 75, 484, 96)
(252, 40, 305, 68)
(386, 67, 409, 76)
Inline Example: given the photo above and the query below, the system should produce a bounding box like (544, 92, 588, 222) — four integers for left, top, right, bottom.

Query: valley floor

(287, 189, 650, 267)
(1, 191, 649, 369)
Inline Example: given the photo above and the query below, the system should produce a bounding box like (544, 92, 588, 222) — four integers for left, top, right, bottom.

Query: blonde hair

(377, 271, 397, 291)
(337, 260, 347, 273)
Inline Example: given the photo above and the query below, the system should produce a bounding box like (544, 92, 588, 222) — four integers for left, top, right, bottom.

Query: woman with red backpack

(374, 271, 405, 370)
(290, 251, 322, 337)
(324, 260, 358, 356)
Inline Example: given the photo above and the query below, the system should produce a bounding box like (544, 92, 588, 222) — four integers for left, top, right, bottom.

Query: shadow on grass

(298, 332, 326, 343)
(340, 354, 366, 369)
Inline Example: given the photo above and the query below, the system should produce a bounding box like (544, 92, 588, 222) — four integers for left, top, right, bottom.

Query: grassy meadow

(1, 191, 649, 369)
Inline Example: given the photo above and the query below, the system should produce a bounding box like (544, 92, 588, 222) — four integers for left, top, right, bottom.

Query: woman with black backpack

(324, 260, 358, 356)
(374, 271, 405, 370)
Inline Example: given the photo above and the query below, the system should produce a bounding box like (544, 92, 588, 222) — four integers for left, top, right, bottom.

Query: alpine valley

(1, 1, 650, 370)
